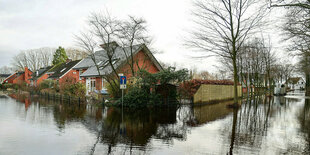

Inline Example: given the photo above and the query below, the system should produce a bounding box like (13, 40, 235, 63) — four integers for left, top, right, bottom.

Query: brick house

(47, 60, 81, 84)
(73, 44, 163, 95)
(2, 67, 33, 85)
(30, 66, 52, 87)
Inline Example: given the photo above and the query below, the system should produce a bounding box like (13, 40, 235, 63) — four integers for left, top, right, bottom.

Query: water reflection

(1, 92, 310, 154)
(297, 99, 310, 153)
(192, 101, 233, 126)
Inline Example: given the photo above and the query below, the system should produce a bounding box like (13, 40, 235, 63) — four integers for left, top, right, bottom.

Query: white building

(286, 77, 305, 90)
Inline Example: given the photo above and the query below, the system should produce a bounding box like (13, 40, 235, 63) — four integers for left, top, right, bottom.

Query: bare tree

(269, 0, 310, 9)
(11, 47, 55, 72)
(76, 12, 155, 97)
(89, 12, 121, 79)
(270, 0, 310, 95)
(0, 66, 14, 74)
(188, 0, 268, 103)
(236, 37, 277, 95)
(38, 47, 55, 67)
(118, 16, 152, 77)
(27, 49, 39, 71)
(200, 71, 216, 80)
(65, 47, 88, 61)
(75, 12, 124, 97)
(11, 51, 28, 71)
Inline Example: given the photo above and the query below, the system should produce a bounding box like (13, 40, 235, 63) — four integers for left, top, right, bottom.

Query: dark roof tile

(48, 60, 81, 79)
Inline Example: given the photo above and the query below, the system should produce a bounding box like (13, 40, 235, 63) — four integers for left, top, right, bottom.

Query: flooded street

(1, 92, 310, 155)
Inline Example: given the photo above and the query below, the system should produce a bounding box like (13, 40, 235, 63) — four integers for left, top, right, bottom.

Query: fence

(193, 84, 242, 103)
(38, 92, 88, 105)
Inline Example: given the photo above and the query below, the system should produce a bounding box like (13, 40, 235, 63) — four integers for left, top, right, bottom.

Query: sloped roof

(2, 73, 16, 83)
(76, 44, 163, 77)
(0, 74, 11, 78)
(48, 60, 81, 79)
(286, 77, 304, 84)
(30, 66, 52, 80)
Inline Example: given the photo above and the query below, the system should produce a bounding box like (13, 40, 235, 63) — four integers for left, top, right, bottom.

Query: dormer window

(103, 61, 109, 66)
(97, 61, 103, 65)
(60, 68, 66, 73)
(112, 59, 119, 65)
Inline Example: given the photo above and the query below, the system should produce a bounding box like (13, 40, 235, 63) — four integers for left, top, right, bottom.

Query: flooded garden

(0, 91, 310, 154)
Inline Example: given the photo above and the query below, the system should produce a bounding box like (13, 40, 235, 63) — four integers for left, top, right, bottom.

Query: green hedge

(115, 87, 162, 107)
(1, 83, 19, 90)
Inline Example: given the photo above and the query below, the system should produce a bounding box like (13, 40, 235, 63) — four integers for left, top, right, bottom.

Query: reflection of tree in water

(225, 95, 308, 154)
(154, 106, 193, 143)
(9, 93, 32, 110)
(85, 106, 193, 154)
(101, 108, 157, 146)
(225, 95, 275, 154)
(297, 99, 310, 153)
(101, 107, 181, 144)
(53, 103, 86, 130)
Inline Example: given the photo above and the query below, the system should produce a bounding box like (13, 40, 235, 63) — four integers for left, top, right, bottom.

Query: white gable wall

(288, 78, 305, 90)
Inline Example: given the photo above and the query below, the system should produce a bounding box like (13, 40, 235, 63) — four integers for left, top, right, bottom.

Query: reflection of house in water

(191, 101, 234, 126)
(101, 107, 178, 146)
(53, 103, 87, 129)
(274, 96, 287, 105)
(9, 93, 32, 110)
(74, 106, 187, 154)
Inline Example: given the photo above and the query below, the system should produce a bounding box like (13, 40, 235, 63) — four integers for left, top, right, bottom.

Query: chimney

(36, 71, 39, 77)
(24, 67, 29, 82)
(100, 41, 119, 49)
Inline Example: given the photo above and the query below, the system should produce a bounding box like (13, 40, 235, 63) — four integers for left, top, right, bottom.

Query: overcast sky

(0, 0, 289, 72)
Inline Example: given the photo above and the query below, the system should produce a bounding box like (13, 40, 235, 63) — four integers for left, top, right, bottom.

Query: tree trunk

(233, 58, 239, 104)
(229, 108, 238, 155)
(306, 73, 310, 96)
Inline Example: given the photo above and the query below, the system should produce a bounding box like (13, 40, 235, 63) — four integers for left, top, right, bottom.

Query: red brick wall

(12, 67, 33, 84)
(24, 67, 30, 83)
(85, 50, 160, 91)
(4, 74, 16, 83)
(95, 77, 102, 90)
(35, 73, 49, 86)
(13, 74, 24, 84)
(119, 50, 160, 78)
(59, 69, 80, 84)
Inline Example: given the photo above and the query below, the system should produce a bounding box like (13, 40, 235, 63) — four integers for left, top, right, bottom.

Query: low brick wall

(194, 84, 242, 103)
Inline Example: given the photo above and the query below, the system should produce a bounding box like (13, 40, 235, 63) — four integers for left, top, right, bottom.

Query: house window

(73, 72, 76, 74)
(91, 80, 96, 91)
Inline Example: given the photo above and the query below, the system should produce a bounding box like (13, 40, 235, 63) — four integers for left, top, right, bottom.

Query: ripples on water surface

(0, 92, 310, 155)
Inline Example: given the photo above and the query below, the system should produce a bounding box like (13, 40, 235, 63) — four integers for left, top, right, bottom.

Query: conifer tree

(52, 46, 68, 65)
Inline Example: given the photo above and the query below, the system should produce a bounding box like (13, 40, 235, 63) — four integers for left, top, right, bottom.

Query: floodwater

(0, 92, 310, 155)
